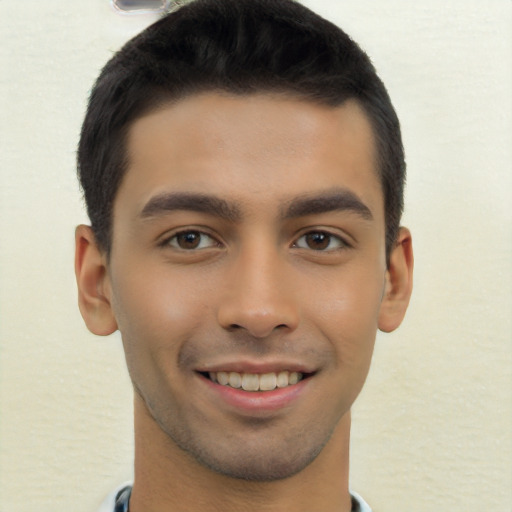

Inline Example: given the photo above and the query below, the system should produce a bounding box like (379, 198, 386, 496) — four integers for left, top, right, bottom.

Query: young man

(75, 0, 413, 510)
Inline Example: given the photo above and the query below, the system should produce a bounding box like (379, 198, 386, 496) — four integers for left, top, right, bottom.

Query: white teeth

(289, 371, 300, 385)
(228, 371, 242, 388)
(242, 373, 259, 391)
(217, 371, 229, 385)
(259, 373, 277, 391)
(207, 370, 303, 391)
(276, 371, 289, 388)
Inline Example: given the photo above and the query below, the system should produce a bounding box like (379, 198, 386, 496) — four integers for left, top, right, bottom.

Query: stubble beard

(137, 385, 336, 482)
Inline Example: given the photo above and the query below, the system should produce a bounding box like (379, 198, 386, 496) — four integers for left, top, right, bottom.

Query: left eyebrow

(282, 188, 373, 221)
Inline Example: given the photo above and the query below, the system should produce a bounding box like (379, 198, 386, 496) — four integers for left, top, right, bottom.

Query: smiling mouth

(205, 371, 305, 392)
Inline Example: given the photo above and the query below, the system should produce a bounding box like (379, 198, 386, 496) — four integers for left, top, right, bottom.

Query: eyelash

(161, 230, 220, 251)
(161, 229, 350, 253)
(293, 231, 349, 252)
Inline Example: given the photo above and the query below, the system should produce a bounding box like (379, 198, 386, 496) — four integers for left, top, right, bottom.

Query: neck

(129, 395, 353, 512)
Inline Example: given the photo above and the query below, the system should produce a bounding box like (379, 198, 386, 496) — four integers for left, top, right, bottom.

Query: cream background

(0, 1, 510, 510)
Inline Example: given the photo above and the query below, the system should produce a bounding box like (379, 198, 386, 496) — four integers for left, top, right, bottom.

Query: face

(105, 93, 390, 480)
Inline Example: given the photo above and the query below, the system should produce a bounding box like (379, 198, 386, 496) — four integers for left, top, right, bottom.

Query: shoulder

(96, 482, 132, 512)
(98, 484, 370, 512)
(351, 490, 373, 512)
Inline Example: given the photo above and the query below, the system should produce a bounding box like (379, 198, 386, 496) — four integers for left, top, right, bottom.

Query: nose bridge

(217, 240, 299, 338)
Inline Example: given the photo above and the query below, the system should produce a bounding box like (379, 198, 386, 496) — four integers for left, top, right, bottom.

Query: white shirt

(97, 483, 372, 511)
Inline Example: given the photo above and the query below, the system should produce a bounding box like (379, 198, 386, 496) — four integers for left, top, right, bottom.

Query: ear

(74, 225, 118, 336)
(378, 227, 414, 333)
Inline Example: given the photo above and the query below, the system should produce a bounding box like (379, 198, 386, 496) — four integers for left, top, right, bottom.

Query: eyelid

(292, 228, 352, 251)
(158, 227, 223, 250)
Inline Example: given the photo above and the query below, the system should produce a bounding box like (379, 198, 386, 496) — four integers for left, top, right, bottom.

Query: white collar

(97, 483, 372, 512)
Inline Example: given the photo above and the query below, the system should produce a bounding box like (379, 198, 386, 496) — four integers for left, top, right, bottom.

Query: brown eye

(176, 231, 201, 249)
(294, 231, 346, 251)
(305, 232, 330, 250)
(167, 231, 217, 250)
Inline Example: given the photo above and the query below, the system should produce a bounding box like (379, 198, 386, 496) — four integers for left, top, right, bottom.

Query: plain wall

(0, 1, 510, 510)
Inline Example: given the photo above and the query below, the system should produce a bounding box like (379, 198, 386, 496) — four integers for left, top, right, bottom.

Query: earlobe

(74, 225, 118, 336)
(378, 227, 414, 333)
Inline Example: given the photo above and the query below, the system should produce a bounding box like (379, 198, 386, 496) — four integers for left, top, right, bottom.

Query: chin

(170, 422, 333, 482)
(192, 446, 326, 482)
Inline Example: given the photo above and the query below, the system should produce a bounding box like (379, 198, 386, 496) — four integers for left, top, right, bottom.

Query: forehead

(117, 92, 383, 221)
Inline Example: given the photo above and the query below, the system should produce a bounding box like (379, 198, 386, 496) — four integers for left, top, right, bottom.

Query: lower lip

(199, 374, 310, 414)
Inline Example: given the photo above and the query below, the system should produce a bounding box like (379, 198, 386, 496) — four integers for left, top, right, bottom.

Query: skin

(75, 93, 413, 512)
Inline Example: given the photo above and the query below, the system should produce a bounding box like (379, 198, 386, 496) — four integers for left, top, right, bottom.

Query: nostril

(218, 298, 300, 338)
(224, 321, 291, 339)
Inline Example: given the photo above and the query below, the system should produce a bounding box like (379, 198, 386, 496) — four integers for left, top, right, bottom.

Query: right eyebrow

(139, 192, 242, 222)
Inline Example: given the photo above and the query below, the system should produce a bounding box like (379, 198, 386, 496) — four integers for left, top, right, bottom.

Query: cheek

(110, 264, 213, 358)
(308, 263, 384, 365)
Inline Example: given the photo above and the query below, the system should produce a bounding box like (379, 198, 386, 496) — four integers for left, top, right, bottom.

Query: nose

(217, 247, 300, 339)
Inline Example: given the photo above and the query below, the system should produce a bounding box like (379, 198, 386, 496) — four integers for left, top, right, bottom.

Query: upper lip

(195, 359, 317, 375)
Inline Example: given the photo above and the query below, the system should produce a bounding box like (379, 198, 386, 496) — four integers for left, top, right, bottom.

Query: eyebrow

(282, 189, 373, 221)
(139, 192, 242, 222)
(139, 188, 373, 223)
